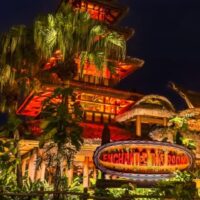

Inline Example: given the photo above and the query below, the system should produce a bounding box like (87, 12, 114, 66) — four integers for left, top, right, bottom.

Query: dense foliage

(0, 2, 126, 194)
(0, 3, 126, 112)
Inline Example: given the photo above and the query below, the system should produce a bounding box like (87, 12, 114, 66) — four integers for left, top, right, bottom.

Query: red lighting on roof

(27, 121, 132, 140)
(70, 0, 125, 24)
(16, 85, 134, 117)
(16, 88, 54, 117)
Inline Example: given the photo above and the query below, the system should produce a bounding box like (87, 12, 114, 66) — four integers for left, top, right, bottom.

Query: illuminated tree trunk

(67, 167, 74, 186)
(53, 144, 61, 200)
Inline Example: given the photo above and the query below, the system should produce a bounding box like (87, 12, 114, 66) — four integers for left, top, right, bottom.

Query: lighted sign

(93, 140, 194, 181)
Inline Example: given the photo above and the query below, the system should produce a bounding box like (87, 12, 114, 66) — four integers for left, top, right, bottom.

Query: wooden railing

(0, 190, 199, 200)
(0, 192, 175, 200)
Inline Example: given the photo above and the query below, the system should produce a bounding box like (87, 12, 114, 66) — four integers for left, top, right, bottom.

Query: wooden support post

(35, 149, 46, 181)
(22, 159, 26, 176)
(40, 162, 46, 181)
(28, 148, 38, 181)
(35, 164, 41, 181)
(155, 148, 159, 166)
(67, 167, 74, 186)
(147, 149, 151, 166)
(163, 117, 167, 126)
(83, 156, 89, 188)
(136, 115, 141, 137)
(36, 161, 46, 181)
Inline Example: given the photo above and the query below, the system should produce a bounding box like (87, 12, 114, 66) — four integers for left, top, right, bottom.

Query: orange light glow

(27, 121, 132, 140)
(16, 88, 54, 117)
(94, 141, 194, 180)
(71, 0, 123, 24)
(43, 50, 63, 70)
(74, 57, 138, 80)
(17, 87, 133, 117)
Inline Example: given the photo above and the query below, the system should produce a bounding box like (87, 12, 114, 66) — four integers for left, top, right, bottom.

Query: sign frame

(93, 140, 195, 181)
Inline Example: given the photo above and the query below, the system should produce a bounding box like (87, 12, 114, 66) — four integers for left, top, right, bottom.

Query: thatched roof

(134, 95, 175, 111)
(115, 95, 175, 122)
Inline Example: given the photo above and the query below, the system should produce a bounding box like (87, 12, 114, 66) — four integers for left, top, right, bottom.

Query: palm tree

(34, 3, 126, 73)
(0, 3, 127, 192)
(0, 3, 126, 103)
(39, 87, 83, 194)
(0, 24, 41, 111)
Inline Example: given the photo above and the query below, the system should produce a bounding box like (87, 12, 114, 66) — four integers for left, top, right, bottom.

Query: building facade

(15, 1, 200, 188)
(16, 0, 145, 187)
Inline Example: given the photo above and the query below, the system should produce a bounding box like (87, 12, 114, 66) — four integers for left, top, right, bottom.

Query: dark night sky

(0, 0, 200, 109)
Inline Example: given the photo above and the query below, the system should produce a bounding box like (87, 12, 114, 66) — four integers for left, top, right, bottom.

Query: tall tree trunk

(14, 130, 23, 189)
(53, 144, 61, 200)
(54, 160, 61, 192)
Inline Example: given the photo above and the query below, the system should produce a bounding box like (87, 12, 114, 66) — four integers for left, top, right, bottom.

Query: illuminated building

(14, 1, 199, 187)
(15, 0, 145, 187)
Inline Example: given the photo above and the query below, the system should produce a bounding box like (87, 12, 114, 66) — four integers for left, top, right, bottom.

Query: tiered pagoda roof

(16, 0, 145, 139)
(62, 0, 129, 25)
